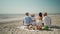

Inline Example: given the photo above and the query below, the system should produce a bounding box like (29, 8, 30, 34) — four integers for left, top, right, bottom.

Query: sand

(0, 15, 60, 34)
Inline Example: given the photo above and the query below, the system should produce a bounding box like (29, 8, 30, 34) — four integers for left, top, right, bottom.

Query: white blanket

(17, 26, 39, 31)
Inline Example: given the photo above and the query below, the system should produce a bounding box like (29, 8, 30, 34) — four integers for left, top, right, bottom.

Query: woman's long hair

(38, 12, 42, 20)
(39, 12, 42, 17)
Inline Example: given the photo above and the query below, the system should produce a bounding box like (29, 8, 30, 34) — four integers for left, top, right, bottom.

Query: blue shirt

(23, 16, 32, 25)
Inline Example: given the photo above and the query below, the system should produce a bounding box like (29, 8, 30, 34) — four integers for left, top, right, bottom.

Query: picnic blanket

(17, 26, 40, 31)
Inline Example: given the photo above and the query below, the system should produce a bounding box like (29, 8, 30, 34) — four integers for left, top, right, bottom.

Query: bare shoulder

(35, 16, 39, 19)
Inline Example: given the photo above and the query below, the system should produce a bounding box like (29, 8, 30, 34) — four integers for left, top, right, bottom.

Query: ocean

(0, 14, 60, 22)
(0, 14, 24, 19)
(0, 14, 25, 22)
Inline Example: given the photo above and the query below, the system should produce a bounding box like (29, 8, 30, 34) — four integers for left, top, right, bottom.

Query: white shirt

(42, 16, 51, 27)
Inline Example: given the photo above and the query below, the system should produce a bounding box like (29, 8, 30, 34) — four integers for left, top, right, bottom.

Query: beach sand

(0, 15, 60, 34)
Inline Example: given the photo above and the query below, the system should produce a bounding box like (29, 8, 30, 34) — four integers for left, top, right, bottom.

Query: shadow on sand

(50, 25, 60, 29)
(40, 25, 60, 31)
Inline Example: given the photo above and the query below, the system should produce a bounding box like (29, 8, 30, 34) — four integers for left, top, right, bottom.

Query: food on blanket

(36, 26, 42, 30)
(29, 25, 33, 30)
(28, 24, 35, 30)
(28, 24, 43, 30)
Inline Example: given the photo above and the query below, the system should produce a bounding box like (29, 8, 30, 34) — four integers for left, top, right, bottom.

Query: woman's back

(35, 16, 42, 26)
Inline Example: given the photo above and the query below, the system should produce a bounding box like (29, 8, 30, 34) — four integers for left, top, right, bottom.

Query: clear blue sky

(0, 0, 60, 14)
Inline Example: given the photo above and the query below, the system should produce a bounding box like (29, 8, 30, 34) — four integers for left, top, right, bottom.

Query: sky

(0, 0, 60, 14)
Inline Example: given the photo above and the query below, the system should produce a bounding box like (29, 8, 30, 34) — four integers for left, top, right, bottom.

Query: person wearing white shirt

(42, 12, 51, 28)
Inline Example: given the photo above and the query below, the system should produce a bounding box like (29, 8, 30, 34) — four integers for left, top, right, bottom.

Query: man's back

(43, 16, 51, 27)
(23, 16, 32, 25)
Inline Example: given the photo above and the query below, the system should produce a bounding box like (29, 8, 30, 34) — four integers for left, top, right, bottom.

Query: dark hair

(39, 12, 42, 17)
(25, 12, 29, 16)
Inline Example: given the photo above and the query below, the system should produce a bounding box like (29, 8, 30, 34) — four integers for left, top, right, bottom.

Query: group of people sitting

(23, 12, 51, 30)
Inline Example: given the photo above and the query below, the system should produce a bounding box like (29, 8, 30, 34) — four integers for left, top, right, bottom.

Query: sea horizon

(0, 13, 60, 22)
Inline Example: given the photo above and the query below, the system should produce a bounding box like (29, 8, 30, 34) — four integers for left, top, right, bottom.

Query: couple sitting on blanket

(23, 12, 51, 30)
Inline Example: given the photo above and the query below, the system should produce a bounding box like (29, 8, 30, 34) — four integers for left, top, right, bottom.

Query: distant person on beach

(23, 12, 32, 26)
(42, 12, 51, 29)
